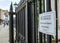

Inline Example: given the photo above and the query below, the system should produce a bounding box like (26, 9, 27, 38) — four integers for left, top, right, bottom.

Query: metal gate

(9, 0, 58, 43)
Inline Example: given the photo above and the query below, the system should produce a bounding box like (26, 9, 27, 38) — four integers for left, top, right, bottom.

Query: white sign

(38, 11, 56, 36)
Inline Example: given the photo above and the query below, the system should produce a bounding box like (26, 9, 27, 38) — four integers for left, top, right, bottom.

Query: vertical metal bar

(44, 34, 46, 43)
(32, 0, 38, 43)
(32, 0, 37, 43)
(39, 32, 42, 43)
(16, 13, 17, 42)
(46, 0, 51, 11)
(42, 0, 46, 43)
(34, 0, 37, 43)
(39, 0, 43, 43)
(42, 0, 45, 12)
(55, 0, 58, 43)
(16, 13, 18, 43)
(34, 0, 39, 43)
(46, 0, 52, 43)
(36, 0, 39, 43)
(16, 12, 19, 43)
(28, 2, 34, 43)
(32, 1, 35, 43)
(9, 2, 14, 43)
(39, 0, 42, 13)
(25, 2, 28, 43)
(28, 2, 31, 43)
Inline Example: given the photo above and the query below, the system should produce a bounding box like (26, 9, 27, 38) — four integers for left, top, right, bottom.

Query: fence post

(46, 0, 52, 43)
(28, 1, 34, 43)
(9, 2, 14, 43)
(39, 0, 43, 43)
(55, 0, 58, 43)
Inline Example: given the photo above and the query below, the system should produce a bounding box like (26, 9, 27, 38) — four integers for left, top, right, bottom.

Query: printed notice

(38, 11, 56, 36)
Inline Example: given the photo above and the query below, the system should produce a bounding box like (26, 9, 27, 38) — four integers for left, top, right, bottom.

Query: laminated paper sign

(38, 11, 56, 36)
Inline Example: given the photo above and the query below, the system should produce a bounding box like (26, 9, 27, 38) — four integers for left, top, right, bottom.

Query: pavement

(0, 24, 9, 43)
(0, 24, 60, 43)
(58, 29, 60, 39)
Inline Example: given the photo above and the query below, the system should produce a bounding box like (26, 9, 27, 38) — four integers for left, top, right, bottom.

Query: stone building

(0, 9, 9, 24)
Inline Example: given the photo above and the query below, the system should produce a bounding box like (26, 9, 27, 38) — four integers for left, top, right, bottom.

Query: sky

(0, 0, 20, 11)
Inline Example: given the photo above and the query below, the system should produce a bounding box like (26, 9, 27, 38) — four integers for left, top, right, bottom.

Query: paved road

(0, 24, 9, 43)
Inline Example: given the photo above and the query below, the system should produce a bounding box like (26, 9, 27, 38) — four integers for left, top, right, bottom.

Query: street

(0, 24, 9, 43)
